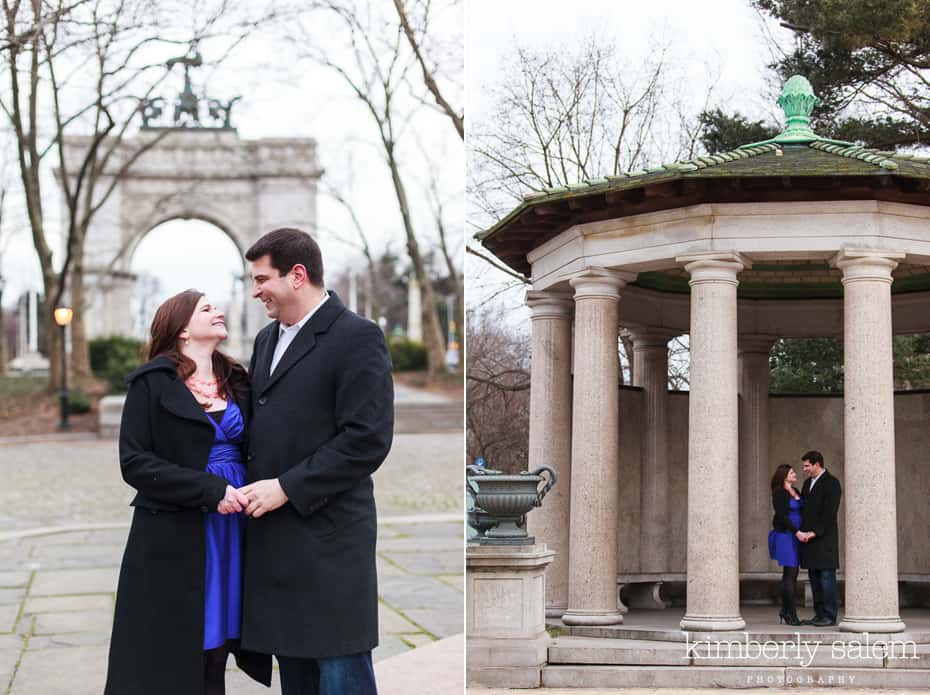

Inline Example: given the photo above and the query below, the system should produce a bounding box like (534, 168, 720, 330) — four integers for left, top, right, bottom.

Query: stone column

(738, 335, 776, 573)
(677, 252, 749, 631)
(525, 291, 574, 618)
(833, 249, 906, 633)
(628, 328, 677, 573)
(562, 268, 634, 626)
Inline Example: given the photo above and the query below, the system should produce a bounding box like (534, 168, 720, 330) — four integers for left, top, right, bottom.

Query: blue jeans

(808, 568, 838, 622)
(278, 651, 377, 695)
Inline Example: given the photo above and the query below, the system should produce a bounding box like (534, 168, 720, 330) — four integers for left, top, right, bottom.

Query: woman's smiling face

(182, 295, 227, 345)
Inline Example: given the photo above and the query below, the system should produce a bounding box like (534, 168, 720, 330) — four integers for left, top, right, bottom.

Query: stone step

(541, 664, 930, 689)
(550, 635, 930, 669)
(889, 644, 930, 669)
(549, 637, 689, 666)
(559, 622, 930, 645)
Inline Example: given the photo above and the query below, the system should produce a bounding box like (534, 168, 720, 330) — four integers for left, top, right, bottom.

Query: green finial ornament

(739, 75, 851, 149)
(776, 75, 819, 143)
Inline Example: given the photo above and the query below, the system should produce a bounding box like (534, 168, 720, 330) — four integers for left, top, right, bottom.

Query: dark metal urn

(467, 465, 557, 545)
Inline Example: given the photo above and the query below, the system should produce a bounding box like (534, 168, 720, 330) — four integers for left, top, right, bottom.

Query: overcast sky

(465, 0, 791, 322)
(1, 1, 463, 316)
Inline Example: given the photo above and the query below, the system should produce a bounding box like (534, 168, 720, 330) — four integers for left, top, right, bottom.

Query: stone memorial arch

(477, 76, 930, 636)
(58, 50, 321, 356)
(62, 129, 321, 354)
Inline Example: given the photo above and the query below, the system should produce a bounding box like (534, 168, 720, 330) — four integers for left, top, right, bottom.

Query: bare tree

(318, 178, 381, 321)
(392, 0, 462, 139)
(465, 32, 696, 325)
(290, 0, 450, 379)
(466, 33, 704, 455)
(466, 305, 530, 473)
(1, 0, 274, 390)
(416, 147, 462, 350)
(668, 335, 690, 390)
(0, 186, 8, 376)
(469, 35, 676, 226)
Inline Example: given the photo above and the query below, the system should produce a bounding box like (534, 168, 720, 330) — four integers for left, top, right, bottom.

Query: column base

(562, 609, 624, 626)
(546, 603, 567, 619)
(839, 616, 906, 633)
(680, 614, 746, 631)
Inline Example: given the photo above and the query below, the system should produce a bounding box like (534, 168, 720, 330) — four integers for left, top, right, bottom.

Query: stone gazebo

(476, 76, 930, 639)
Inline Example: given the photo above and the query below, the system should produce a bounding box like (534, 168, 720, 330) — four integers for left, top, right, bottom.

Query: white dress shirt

(808, 469, 825, 492)
(270, 292, 329, 375)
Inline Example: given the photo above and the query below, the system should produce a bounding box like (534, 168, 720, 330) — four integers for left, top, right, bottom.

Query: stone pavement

(0, 433, 463, 533)
(0, 430, 464, 694)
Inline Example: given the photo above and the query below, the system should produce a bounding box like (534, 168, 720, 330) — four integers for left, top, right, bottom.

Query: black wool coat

(104, 356, 272, 695)
(241, 292, 394, 659)
(771, 487, 802, 533)
(799, 469, 843, 570)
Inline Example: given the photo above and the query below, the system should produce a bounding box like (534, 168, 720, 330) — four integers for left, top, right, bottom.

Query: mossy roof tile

(477, 140, 930, 244)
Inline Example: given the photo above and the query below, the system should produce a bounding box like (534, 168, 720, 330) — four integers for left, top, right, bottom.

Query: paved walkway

(0, 430, 464, 694)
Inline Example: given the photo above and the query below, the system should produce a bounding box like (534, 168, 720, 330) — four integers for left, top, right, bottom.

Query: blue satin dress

(203, 401, 247, 650)
(768, 495, 803, 568)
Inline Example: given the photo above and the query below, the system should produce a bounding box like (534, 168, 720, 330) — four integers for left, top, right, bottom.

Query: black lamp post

(53, 305, 73, 431)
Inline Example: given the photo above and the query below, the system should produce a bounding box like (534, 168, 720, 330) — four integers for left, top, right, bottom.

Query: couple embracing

(769, 450, 842, 628)
(103, 228, 394, 695)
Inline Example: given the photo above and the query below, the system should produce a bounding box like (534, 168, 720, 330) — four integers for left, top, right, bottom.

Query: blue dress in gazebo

(768, 496, 803, 568)
(203, 401, 247, 649)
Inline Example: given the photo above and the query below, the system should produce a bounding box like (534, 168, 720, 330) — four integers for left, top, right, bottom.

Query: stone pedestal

(833, 249, 906, 633)
(99, 395, 127, 439)
(466, 543, 556, 689)
(562, 268, 633, 627)
(677, 252, 748, 631)
(738, 335, 775, 572)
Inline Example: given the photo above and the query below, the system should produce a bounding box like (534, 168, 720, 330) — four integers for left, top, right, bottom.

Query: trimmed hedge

(90, 336, 144, 394)
(387, 337, 427, 372)
(69, 390, 92, 414)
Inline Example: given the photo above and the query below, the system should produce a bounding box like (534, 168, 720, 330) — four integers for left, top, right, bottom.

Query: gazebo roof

(478, 76, 930, 279)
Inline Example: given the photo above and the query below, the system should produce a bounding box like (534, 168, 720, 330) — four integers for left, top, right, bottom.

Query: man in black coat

(798, 450, 843, 627)
(238, 228, 394, 694)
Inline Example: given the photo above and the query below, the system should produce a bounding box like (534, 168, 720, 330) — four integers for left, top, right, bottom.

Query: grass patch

(0, 376, 47, 400)
(0, 376, 49, 420)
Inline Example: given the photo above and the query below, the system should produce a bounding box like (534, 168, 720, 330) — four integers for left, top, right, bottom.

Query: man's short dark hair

(801, 450, 825, 467)
(245, 227, 324, 287)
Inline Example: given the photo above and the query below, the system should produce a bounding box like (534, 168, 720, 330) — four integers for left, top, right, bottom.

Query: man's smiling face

(250, 254, 293, 321)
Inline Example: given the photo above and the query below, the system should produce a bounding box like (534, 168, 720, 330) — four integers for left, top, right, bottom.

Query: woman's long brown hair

(147, 289, 245, 402)
(771, 464, 793, 493)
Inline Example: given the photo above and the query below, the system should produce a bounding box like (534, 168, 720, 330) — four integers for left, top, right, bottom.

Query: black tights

(204, 644, 229, 695)
(781, 566, 799, 613)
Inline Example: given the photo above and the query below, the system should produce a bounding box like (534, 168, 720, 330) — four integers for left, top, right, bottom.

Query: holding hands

(216, 479, 289, 517)
(795, 530, 816, 543)
(217, 485, 250, 514)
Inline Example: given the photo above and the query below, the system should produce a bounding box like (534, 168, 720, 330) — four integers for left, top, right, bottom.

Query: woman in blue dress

(769, 464, 803, 626)
(104, 290, 270, 695)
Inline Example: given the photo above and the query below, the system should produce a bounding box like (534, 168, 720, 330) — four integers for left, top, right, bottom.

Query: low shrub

(387, 337, 427, 372)
(89, 336, 144, 394)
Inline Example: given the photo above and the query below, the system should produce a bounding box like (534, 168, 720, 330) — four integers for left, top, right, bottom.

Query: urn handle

(465, 463, 497, 497)
(527, 465, 557, 506)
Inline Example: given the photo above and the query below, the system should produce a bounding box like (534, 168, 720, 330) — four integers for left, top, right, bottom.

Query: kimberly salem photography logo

(685, 632, 918, 668)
